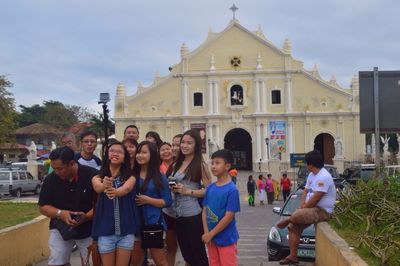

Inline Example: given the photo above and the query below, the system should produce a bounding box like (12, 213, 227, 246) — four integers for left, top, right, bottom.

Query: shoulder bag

(135, 180, 164, 249)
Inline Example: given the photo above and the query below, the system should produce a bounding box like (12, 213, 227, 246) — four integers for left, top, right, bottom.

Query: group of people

(246, 173, 292, 206)
(39, 125, 241, 266)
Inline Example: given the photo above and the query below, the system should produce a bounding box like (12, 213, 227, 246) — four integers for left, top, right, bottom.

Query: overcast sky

(1, 0, 399, 115)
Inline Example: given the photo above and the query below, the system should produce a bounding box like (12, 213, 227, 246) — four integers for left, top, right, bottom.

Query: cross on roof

(229, 4, 238, 20)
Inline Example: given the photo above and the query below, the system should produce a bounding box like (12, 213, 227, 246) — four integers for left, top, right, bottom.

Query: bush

(331, 177, 400, 265)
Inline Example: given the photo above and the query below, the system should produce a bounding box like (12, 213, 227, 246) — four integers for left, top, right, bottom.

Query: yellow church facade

(114, 20, 365, 174)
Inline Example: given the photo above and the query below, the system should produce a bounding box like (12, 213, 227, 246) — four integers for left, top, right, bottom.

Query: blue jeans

(98, 234, 134, 254)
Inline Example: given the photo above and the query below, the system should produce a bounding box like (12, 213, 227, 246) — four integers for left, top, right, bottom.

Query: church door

(224, 128, 252, 170)
(314, 133, 335, 164)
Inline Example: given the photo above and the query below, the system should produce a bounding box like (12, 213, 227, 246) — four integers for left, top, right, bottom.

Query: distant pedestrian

(202, 149, 240, 266)
(247, 175, 256, 206)
(273, 178, 280, 201)
(257, 175, 266, 205)
(266, 174, 274, 204)
(277, 150, 336, 265)
(39, 147, 98, 266)
(280, 173, 292, 202)
(229, 167, 238, 185)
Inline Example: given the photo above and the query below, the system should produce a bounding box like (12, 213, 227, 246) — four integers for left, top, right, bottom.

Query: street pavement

(33, 171, 313, 265)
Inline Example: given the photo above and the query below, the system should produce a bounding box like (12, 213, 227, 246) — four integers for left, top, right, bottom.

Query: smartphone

(71, 214, 82, 222)
(168, 176, 177, 187)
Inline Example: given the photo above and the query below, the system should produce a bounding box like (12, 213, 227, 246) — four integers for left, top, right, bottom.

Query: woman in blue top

(131, 141, 172, 266)
(92, 142, 138, 266)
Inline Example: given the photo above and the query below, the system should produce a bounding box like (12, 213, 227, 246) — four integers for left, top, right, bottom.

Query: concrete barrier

(315, 222, 368, 266)
(0, 215, 50, 266)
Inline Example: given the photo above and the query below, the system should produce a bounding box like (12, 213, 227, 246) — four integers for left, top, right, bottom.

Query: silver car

(0, 168, 41, 198)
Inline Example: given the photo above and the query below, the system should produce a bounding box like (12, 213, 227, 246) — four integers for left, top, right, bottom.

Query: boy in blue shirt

(202, 149, 240, 266)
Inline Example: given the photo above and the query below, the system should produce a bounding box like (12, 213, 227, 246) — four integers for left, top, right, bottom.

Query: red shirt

(280, 178, 291, 190)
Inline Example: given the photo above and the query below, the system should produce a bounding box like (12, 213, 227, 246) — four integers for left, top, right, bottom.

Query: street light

(98, 93, 110, 156)
(265, 137, 270, 159)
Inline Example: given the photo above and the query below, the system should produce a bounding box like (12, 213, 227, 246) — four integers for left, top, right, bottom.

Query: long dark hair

(99, 142, 132, 182)
(134, 141, 164, 193)
(167, 129, 203, 183)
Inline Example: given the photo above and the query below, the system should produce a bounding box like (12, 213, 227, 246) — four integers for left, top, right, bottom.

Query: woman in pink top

(266, 174, 275, 204)
(160, 142, 173, 175)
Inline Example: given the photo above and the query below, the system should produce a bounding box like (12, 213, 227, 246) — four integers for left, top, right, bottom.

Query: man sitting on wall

(276, 150, 336, 265)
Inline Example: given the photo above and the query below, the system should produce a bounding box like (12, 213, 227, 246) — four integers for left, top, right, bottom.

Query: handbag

(52, 219, 78, 241)
(135, 179, 164, 249)
(53, 178, 82, 241)
(140, 223, 164, 249)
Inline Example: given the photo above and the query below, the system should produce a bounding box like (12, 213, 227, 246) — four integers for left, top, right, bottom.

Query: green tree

(0, 75, 18, 144)
(41, 101, 78, 129)
(18, 104, 46, 127)
(88, 113, 115, 139)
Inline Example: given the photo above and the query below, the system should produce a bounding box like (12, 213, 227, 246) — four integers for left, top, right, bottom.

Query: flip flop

(279, 257, 299, 265)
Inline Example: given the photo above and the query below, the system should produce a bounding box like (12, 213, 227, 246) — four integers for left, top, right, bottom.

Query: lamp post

(98, 93, 110, 156)
(265, 137, 270, 171)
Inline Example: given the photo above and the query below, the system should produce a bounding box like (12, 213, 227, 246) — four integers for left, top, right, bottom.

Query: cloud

(0, 0, 399, 114)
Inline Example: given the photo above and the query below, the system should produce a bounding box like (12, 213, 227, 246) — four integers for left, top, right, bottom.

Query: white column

(208, 81, 214, 114)
(288, 118, 294, 155)
(215, 124, 220, 147)
(285, 76, 292, 112)
(262, 123, 268, 161)
(182, 80, 189, 115)
(254, 79, 260, 113)
(207, 124, 213, 143)
(256, 123, 262, 161)
(213, 82, 219, 114)
(261, 80, 267, 113)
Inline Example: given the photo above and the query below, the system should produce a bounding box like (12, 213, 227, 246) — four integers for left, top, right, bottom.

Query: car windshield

(0, 172, 9, 181)
(361, 169, 375, 179)
(281, 193, 301, 216)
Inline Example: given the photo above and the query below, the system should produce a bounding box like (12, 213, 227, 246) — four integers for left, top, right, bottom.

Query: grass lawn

(0, 202, 40, 230)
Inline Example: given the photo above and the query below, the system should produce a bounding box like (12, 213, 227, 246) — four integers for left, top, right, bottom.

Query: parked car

(0, 167, 41, 198)
(341, 164, 376, 185)
(267, 188, 315, 261)
(297, 164, 339, 188)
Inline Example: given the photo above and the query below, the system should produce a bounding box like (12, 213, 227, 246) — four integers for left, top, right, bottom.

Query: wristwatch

(56, 209, 61, 218)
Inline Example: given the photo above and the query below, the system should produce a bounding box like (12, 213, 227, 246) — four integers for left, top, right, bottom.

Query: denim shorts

(98, 234, 134, 254)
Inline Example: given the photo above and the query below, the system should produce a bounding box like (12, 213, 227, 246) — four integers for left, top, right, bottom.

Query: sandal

(279, 257, 299, 265)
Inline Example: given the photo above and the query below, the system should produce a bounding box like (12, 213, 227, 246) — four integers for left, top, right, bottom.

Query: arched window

(230, 85, 244, 106)
(193, 92, 203, 107)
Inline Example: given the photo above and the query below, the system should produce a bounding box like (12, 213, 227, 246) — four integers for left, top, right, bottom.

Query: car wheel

(34, 185, 41, 195)
(15, 189, 22, 198)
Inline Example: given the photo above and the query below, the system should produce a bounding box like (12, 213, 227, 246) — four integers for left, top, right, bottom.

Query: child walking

(247, 175, 256, 206)
(202, 149, 240, 266)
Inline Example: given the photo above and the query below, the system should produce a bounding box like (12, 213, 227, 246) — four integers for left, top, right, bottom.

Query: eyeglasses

(82, 140, 96, 144)
(109, 149, 124, 154)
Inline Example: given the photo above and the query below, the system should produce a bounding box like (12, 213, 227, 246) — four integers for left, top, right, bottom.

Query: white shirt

(305, 167, 336, 214)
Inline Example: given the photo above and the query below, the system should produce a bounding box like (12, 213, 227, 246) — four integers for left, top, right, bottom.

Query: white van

(0, 167, 41, 197)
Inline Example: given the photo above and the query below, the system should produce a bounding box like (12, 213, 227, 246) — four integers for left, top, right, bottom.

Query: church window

(193, 92, 203, 107)
(271, 90, 281, 104)
(230, 85, 244, 106)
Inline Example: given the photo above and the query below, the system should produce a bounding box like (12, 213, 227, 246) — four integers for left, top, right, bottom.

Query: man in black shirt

(39, 147, 98, 266)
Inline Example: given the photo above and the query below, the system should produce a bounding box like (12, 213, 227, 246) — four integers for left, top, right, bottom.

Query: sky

(1, 0, 399, 115)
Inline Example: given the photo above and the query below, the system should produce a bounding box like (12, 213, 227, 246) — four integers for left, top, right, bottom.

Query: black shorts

(163, 212, 176, 231)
